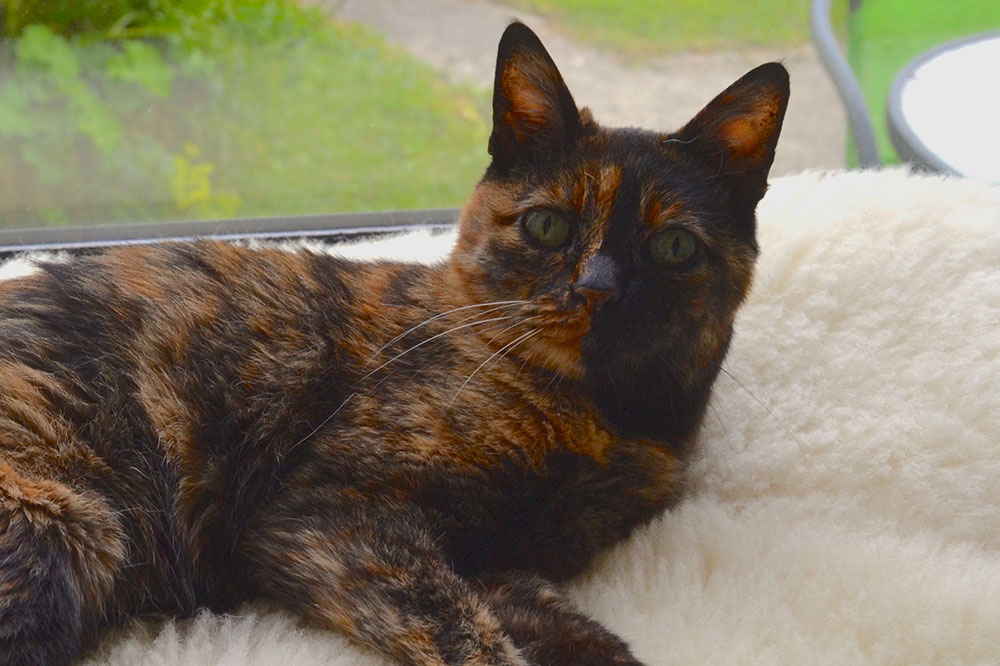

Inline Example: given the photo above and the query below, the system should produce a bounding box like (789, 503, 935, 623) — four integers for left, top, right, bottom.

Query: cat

(0, 21, 788, 666)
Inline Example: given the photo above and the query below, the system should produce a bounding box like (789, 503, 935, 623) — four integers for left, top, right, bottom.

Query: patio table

(887, 32, 1000, 182)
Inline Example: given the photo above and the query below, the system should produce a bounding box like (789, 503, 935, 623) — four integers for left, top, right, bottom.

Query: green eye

(522, 209, 570, 248)
(648, 228, 698, 266)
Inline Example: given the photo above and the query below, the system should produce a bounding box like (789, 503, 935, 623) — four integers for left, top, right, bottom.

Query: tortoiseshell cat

(0, 22, 788, 666)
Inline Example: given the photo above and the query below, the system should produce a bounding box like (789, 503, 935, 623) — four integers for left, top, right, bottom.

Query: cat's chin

(519, 333, 586, 380)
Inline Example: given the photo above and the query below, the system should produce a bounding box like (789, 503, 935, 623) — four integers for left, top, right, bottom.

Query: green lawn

(0, 1, 489, 228)
(502, 0, 828, 53)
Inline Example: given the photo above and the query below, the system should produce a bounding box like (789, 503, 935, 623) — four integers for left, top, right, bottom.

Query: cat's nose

(574, 253, 620, 307)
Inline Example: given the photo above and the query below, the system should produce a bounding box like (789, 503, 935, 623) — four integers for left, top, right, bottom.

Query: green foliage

(1, 0, 166, 38)
(11, 26, 124, 154)
(170, 142, 241, 218)
(0, 83, 34, 137)
(0, 0, 488, 227)
(105, 41, 173, 97)
(15, 23, 80, 81)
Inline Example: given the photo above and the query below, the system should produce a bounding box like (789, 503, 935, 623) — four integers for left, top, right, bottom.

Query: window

(1, 0, 860, 248)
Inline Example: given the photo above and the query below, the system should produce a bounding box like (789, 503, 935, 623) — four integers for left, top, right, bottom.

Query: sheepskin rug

(4, 169, 999, 665)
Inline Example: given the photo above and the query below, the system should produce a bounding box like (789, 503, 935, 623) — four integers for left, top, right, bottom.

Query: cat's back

(0, 241, 353, 356)
(0, 241, 400, 610)
(0, 239, 408, 472)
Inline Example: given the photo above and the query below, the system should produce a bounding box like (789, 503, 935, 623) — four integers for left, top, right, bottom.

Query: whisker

(370, 315, 521, 392)
(514, 344, 538, 381)
(718, 366, 803, 446)
(707, 400, 735, 453)
(365, 300, 530, 365)
(286, 391, 358, 456)
(366, 313, 541, 391)
(542, 368, 561, 392)
(490, 327, 543, 371)
(448, 328, 542, 407)
(484, 314, 544, 346)
(362, 315, 512, 379)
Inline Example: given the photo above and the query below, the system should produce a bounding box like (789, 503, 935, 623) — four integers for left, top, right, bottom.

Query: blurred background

(0, 0, 996, 230)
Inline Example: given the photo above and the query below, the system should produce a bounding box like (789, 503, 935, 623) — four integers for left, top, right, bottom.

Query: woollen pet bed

(3, 168, 998, 665)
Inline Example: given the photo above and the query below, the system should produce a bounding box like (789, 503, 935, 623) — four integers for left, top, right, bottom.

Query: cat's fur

(0, 22, 787, 666)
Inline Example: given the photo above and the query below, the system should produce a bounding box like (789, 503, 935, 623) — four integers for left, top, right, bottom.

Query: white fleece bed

(5, 168, 999, 665)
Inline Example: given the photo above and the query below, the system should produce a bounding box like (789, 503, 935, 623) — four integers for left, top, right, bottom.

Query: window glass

(1, 0, 488, 230)
(1, 0, 859, 234)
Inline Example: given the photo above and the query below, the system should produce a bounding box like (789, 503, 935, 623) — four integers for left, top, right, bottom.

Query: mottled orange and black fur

(0, 23, 788, 666)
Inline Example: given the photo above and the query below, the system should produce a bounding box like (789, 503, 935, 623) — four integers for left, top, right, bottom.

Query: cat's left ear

(489, 22, 581, 171)
(674, 63, 790, 210)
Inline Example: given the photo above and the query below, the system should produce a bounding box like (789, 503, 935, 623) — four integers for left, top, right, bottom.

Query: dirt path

(325, 0, 847, 176)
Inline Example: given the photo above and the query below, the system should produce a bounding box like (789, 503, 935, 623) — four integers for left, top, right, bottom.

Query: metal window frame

(0, 208, 461, 259)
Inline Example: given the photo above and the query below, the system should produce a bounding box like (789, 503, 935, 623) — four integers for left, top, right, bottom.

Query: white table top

(897, 34, 1000, 181)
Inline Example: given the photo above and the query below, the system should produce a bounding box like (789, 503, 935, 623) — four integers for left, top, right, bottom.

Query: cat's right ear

(489, 22, 581, 172)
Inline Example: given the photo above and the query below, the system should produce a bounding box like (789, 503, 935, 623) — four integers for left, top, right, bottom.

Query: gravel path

(324, 0, 847, 176)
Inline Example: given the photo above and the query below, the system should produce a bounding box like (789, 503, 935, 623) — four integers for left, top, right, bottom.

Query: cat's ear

(489, 22, 581, 171)
(673, 63, 789, 208)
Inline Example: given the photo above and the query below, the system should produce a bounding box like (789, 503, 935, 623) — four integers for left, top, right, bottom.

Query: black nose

(573, 253, 620, 307)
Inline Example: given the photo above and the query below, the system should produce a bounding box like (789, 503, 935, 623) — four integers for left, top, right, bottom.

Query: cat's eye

(647, 228, 698, 267)
(522, 209, 570, 249)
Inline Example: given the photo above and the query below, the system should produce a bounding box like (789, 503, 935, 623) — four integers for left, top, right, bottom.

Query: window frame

(0, 209, 460, 259)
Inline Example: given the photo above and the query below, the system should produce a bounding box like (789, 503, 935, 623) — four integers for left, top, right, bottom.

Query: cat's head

(448, 22, 788, 444)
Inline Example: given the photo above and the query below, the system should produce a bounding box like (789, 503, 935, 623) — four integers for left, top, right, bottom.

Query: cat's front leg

(242, 492, 526, 666)
(479, 571, 646, 666)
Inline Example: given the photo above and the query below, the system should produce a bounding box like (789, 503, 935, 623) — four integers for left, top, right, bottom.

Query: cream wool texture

(3, 169, 997, 665)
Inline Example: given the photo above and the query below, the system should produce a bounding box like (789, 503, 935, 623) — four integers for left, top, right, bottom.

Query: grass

(0, 1, 489, 228)
(501, 0, 829, 54)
